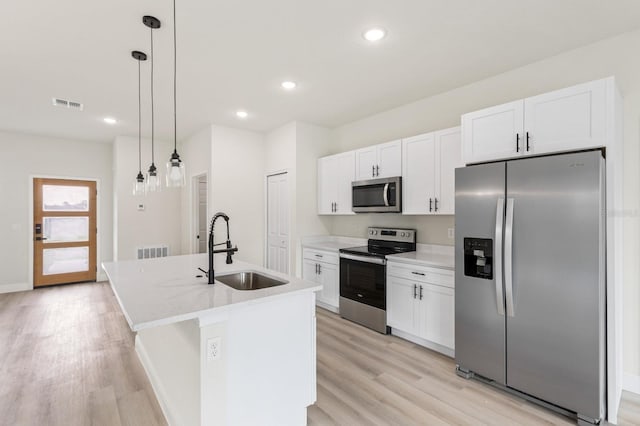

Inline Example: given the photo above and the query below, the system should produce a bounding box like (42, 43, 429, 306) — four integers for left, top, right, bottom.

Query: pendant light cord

(138, 60, 142, 173)
(150, 26, 155, 166)
(173, 0, 177, 152)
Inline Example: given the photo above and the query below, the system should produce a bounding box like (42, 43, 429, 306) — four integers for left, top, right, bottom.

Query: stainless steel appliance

(352, 177, 401, 213)
(339, 227, 416, 333)
(455, 150, 606, 425)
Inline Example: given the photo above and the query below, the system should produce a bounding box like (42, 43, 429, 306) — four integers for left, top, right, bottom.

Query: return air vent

(136, 245, 170, 260)
(52, 97, 84, 111)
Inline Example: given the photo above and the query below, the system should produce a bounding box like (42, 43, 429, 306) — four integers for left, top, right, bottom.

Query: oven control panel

(368, 227, 416, 243)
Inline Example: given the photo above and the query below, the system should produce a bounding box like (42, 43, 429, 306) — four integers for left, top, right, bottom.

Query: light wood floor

(1, 283, 638, 425)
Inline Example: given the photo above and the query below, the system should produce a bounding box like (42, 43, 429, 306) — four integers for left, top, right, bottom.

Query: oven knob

(372, 230, 377, 235)
(401, 232, 406, 237)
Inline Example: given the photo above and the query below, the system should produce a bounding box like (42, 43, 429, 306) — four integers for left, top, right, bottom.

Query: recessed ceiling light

(236, 110, 248, 119)
(281, 81, 297, 90)
(103, 117, 117, 125)
(363, 28, 386, 42)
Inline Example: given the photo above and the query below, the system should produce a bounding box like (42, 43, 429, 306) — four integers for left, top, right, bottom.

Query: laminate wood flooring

(1, 283, 638, 425)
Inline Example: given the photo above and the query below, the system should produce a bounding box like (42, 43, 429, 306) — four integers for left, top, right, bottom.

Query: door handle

(376, 165, 379, 177)
(413, 284, 417, 299)
(495, 198, 505, 316)
(315, 263, 319, 274)
(505, 198, 515, 317)
(383, 183, 390, 207)
(516, 133, 520, 152)
(526, 132, 530, 152)
(419, 285, 423, 300)
(35, 237, 48, 241)
(334, 202, 337, 212)
(372, 165, 375, 177)
(434, 198, 438, 212)
(429, 198, 433, 212)
(318, 264, 321, 274)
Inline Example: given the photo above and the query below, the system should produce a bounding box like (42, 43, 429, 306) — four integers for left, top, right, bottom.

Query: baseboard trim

(391, 328, 455, 358)
(134, 335, 173, 426)
(97, 272, 107, 282)
(316, 300, 339, 314)
(0, 282, 31, 294)
(623, 373, 640, 395)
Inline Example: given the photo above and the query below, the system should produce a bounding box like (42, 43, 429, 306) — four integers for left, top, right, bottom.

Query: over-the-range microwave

(352, 177, 402, 213)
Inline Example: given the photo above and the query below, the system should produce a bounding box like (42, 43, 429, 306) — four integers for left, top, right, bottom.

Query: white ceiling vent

(52, 97, 83, 111)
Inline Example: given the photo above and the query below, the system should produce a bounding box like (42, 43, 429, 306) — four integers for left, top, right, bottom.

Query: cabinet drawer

(303, 248, 339, 266)
(388, 262, 454, 288)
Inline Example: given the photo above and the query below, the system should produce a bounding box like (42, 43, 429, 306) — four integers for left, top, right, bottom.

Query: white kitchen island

(102, 253, 321, 426)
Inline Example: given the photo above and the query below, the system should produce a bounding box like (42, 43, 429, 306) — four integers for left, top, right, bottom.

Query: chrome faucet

(207, 212, 238, 284)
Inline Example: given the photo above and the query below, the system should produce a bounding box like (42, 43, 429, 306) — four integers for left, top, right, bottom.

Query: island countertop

(102, 253, 322, 332)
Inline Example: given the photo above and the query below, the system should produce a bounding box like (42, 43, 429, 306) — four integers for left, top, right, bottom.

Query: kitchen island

(102, 253, 321, 426)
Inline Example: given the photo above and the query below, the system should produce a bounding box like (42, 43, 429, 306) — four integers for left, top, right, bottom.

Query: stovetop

(340, 245, 413, 259)
(339, 227, 417, 259)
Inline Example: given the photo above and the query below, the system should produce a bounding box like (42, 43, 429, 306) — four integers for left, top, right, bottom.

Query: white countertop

(301, 235, 366, 252)
(102, 253, 321, 332)
(387, 244, 455, 270)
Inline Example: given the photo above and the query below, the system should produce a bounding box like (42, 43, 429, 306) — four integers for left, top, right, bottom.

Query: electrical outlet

(448, 228, 455, 239)
(207, 337, 221, 362)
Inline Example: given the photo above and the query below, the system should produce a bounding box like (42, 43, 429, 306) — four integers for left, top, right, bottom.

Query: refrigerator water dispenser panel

(464, 238, 493, 279)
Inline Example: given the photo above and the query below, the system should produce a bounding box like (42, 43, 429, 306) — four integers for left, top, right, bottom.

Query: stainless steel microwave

(352, 177, 402, 213)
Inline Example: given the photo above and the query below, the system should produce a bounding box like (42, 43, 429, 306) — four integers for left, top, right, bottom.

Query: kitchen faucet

(206, 212, 238, 284)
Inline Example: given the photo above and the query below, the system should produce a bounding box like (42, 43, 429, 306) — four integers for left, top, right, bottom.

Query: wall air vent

(52, 97, 84, 111)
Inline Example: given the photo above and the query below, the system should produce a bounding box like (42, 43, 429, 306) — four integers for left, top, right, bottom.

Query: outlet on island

(207, 337, 221, 362)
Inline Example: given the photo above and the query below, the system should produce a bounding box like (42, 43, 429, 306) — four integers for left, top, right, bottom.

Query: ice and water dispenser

(463, 238, 493, 279)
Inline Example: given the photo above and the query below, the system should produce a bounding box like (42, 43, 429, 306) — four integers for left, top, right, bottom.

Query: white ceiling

(2, 0, 640, 143)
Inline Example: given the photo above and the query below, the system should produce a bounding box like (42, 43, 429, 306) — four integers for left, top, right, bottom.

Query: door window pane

(43, 247, 89, 275)
(43, 217, 89, 242)
(43, 185, 89, 211)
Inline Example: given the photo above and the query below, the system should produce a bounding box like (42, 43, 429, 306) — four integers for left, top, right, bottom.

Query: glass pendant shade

(133, 172, 146, 196)
(146, 163, 161, 192)
(166, 150, 186, 187)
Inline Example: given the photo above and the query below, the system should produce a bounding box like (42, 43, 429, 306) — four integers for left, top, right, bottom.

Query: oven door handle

(339, 253, 387, 265)
(383, 183, 390, 207)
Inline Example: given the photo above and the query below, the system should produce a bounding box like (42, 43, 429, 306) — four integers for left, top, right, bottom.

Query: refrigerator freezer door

(455, 162, 507, 385)
(505, 151, 605, 420)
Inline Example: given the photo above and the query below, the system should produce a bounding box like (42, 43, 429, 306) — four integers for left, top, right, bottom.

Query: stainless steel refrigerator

(454, 150, 606, 425)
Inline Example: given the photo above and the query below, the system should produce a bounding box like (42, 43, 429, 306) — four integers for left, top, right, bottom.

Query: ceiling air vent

(52, 97, 83, 111)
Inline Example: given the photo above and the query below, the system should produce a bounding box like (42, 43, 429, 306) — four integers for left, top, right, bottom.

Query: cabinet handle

(526, 131, 530, 152)
(315, 254, 323, 258)
(335, 202, 337, 212)
(411, 271, 425, 276)
(372, 165, 375, 177)
(429, 198, 433, 212)
(315, 263, 318, 274)
(419, 285, 424, 300)
(516, 133, 520, 152)
(318, 264, 322, 274)
(413, 284, 417, 299)
(434, 198, 438, 212)
(376, 165, 379, 177)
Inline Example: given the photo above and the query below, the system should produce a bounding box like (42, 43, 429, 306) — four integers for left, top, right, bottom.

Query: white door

(354, 147, 377, 180)
(267, 173, 289, 273)
(386, 276, 417, 334)
(461, 100, 524, 164)
(434, 127, 462, 215)
(335, 151, 355, 214)
(402, 133, 435, 215)
(524, 79, 606, 156)
(376, 139, 402, 178)
(194, 174, 208, 254)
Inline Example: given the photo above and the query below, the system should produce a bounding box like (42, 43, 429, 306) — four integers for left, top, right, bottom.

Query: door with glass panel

(33, 178, 97, 287)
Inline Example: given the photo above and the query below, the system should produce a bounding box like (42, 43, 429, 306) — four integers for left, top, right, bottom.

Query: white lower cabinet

(387, 262, 454, 356)
(303, 249, 339, 311)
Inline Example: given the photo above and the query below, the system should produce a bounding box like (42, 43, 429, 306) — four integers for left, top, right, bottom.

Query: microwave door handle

(383, 183, 390, 207)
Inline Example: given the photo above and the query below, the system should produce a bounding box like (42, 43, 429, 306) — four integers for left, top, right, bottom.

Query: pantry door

(33, 178, 97, 287)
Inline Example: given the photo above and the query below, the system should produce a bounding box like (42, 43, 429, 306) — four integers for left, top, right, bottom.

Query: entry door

(266, 173, 289, 273)
(33, 178, 97, 287)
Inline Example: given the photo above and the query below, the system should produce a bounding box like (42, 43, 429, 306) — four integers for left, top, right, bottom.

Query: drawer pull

(315, 254, 323, 258)
(411, 271, 425, 276)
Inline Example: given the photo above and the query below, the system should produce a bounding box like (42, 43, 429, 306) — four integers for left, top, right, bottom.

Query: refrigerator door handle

(505, 198, 515, 317)
(495, 198, 505, 316)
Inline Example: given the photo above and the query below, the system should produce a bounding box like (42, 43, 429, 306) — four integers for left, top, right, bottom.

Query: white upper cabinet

(355, 139, 402, 180)
(402, 127, 461, 215)
(462, 78, 609, 164)
(317, 151, 355, 215)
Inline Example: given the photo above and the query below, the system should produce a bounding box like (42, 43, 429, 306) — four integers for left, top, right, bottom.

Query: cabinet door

(376, 140, 402, 178)
(402, 133, 435, 215)
(461, 100, 524, 164)
(317, 156, 338, 215)
(524, 79, 606, 156)
(336, 151, 356, 215)
(303, 259, 320, 296)
(318, 261, 339, 308)
(434, 127, 462, 215)
(419, 283, 455, 349)
(387, 276, 417, 334)
(355, 147, 377, 180)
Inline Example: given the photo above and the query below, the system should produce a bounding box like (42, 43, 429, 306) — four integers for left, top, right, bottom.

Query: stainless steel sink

(215, 271, 288, 290)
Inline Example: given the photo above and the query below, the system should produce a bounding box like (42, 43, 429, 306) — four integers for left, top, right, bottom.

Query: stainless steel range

(339, 227, 416, 333)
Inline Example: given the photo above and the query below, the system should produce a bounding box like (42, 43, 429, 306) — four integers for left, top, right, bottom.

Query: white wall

(113, 136, 182, 261)
(0, 130, 113, 291)
(180, 126, 212, 254)
(330, 29, 640, 377)
(210, 126, 265, 266)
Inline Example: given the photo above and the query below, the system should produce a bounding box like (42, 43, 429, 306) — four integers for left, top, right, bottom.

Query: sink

(215, 271, 288, 290)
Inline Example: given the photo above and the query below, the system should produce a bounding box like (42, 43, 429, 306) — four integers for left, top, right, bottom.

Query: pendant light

(132, 50, 147, 196)
(165, 0, 186, 187)
(144, 15, 162, 192)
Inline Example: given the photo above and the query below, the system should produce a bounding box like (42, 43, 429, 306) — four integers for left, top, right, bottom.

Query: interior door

(33, 178, 97, 287)
(454, 162, 506, 384)
(267, 173, 289, 274)
(505, 151, 605, 419)
(197, 175, 208, 254)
